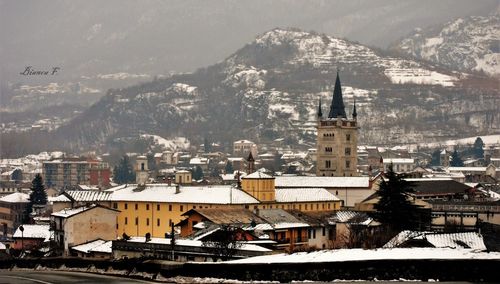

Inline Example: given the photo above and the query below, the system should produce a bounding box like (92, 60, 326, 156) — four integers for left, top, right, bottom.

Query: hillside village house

(11, 224, 51, 251)
(233, 140, 258, 158)
(0, 192, 30, 239)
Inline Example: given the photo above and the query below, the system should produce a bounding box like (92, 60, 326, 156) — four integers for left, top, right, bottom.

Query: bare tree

(202, 225, 243, 261)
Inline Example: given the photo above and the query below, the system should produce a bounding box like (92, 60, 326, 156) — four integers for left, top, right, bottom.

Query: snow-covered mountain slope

(55, 28, 499, 150)
(393, 13, 500, 77)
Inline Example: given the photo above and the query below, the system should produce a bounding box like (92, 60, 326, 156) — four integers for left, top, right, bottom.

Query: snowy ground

(225, 248, 500, 264)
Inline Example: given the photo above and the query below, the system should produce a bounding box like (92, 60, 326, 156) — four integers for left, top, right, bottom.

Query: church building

(316, 72, 358, 177)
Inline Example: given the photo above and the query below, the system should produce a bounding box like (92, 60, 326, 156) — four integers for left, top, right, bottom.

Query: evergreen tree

(473, 137, 484, 159)
(192, 165, 204, 180)
(224, 161, 234, 174)
(11, 169, 23, 183)
(450, 149, 464, 167)
(29, 174, 47, 205)
(430, 150, 441, 166)
(26, 174, 47, 220)
(372, 165, 427, 232)
(113, 155, 136, 184)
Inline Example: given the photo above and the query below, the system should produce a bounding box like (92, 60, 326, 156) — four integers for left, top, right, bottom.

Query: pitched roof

(109, 184, 259, 204)
(409, 180, 471, 196)
(182, 208, 266, 225)
(71, 239, 112, 254)
(257, 209, 310, 230)
(384, 230, 486, 250)
(59, 190, 113, 202)
(244, 171, 273, 179)
(275, 176, 369, 188)
(13, 224, 51, 241)
(275, 187, 339, 203)
(0, 192, 30, 203)
(51, 204, 119, 218)
(328, 72, 346, 119)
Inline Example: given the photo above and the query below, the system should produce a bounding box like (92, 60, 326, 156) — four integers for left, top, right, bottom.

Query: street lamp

(19, 225, 24, 257)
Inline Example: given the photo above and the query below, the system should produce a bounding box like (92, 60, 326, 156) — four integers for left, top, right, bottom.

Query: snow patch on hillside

(384, 68, 457, 86)
(140, 134, 190, 151)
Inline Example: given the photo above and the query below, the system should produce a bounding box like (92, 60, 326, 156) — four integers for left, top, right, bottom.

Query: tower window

(325, 160, 331, 168)
(345, 148, 351, 155)
(346, 160, 351, 168)
(346, 134, 351, 141)
(141, 163, 145, 171)
(325, 147, 332, 153)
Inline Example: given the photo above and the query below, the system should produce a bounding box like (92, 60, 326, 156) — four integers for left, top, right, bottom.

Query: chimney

(175, 184, 180, 194)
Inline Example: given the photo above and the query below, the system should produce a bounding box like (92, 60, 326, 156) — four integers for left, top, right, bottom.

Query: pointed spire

(317, 97, 323, 118)
(328, 71, 347, 119)
(352, 99, 357, 119)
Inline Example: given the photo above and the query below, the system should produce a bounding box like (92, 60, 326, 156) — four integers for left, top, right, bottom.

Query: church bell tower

(316, 72, 358, 177)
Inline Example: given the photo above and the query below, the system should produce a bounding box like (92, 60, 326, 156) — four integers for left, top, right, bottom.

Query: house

(233, 140, 258, 159)
(327, 210, 380, 249)
(274, 176, 375, 207)
(0, 192, 30, 239)
(112, 236, 270, 262)
(51, 204, 120, 256)
(50, 190, 113, 212)
(11, 224, 51, 251)
(178, 208, 266, 237)
(405, 178, 473, 200)
(253, 209, 310, 251)
(383, 231, 487, 251)
(382, 158, 416, 173)
(70, 239, 112, 259)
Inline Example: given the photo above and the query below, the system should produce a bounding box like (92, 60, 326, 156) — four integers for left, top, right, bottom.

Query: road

(0, 270, 156, 284)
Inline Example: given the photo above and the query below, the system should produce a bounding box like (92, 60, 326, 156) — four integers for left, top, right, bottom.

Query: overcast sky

(1, 0, 497, 82)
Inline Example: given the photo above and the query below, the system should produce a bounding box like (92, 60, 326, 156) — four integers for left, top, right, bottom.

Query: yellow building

(52, 173, 341, 239)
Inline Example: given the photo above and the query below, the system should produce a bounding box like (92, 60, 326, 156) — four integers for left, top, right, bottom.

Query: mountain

(53, 28, 500, 152)
(392, 13, 500, 77)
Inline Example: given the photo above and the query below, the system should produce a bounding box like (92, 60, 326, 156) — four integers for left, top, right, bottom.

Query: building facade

(316, 72, 358, 177)
(43, 158, 111, 189)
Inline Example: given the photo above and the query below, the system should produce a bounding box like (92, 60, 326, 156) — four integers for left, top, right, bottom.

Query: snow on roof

(227, 157, 245, 162)
(384, 231, 486, 251)
(448, 167, 496, 172)
(426, 232, 486, 250)
(0, 242, 5, 250)
(244, 171, 273, 179)
(330, 211, 373, 225)
(0, 192, 30, 203)
(275, 176, 369, 188)
(382, 158, 415, 164)
(227, 248, 500, 264)
(71, 239, 112, 254)
(13, 224, 51, 241)
(234, 140, 254, 144)
(126, 237, 270, 252)
(52, 191, 112, 203)
(275, 188, 339, 203)
(51, 204, 118, 218)
(109, 184, 259, 204)
(153, 153, 163, 158)
(190, 157, 209, 165)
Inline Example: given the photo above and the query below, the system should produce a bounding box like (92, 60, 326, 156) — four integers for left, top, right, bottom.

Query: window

(135, 203, 138, 210)
(157, 218, 160, 226)
(113, 203, 117, 209)
(325, 160, 331, 168)
(325, 147, 332, 153)
(180, 205, 184, 212)
(313, 229, 316, 239)
(346, 160, 351, 168)
(135, 217, 138, 225)
(146, 204, 150, 210)
(125, 217, 128, 225)
(345, 148, 351, 155)
(169, 205, 172, 211)
(346, 134, 351, 141)
(124, 203, 128, 210)
(157, 204, 160, 211)
(146, 218, 149, 226)
(322, 227, 326, 236)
